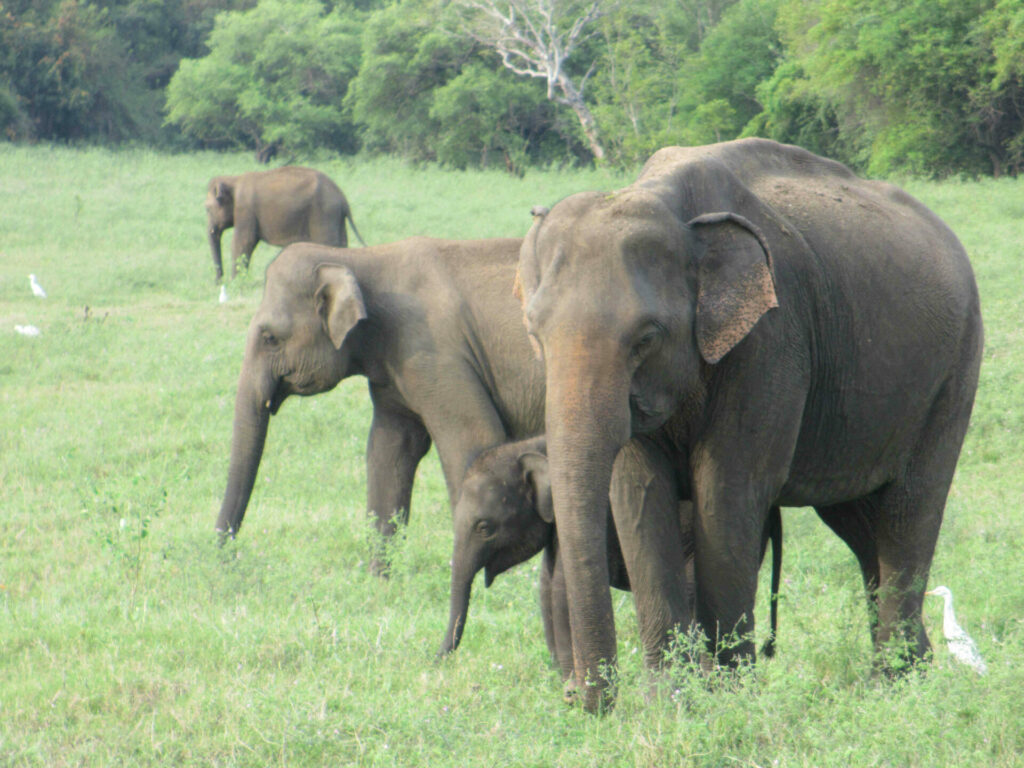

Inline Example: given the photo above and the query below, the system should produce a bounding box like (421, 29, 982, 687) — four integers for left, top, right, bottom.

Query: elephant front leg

(690, 475, 773, 667)
(539, 545, 574, 681)
(365, 406, 431, 577)
(609, 438, 691, 672)
(209, 228, 225, 283)
(230, 223, 259, 278)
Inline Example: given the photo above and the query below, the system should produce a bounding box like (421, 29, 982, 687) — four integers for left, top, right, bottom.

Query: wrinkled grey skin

(205, 166, 365, 282)
(440, 435, 783, 682)
(215, 238, 544, 575)
(517, 138, 983, 711)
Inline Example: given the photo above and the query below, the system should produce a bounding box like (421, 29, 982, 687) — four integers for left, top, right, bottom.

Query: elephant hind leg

(870, 361, 980, 669)
(818, 460, 954, 671)
(815, 501, 881, 645)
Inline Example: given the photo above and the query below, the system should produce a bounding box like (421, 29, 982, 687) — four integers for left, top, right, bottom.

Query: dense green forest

(3, 0, 1022, 176)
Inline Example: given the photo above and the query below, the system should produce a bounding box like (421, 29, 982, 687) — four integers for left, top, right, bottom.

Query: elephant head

(216, 247, 367, 541)
(205, 177, 237, 282)
(516, 167, 777, 711)
(439, 438, 553, 656)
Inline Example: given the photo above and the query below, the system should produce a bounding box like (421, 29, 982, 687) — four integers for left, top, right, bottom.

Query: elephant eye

(475, 520, 496, 538)
(262, 331, 279, 347)
(631, 328, 661, 359)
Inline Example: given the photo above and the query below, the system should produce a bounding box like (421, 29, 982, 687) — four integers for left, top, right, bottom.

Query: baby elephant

(439, 436, 782, 680)
(204, 165, 365, 282)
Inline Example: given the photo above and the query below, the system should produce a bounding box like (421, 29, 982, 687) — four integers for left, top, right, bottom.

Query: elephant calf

(205, 165, 365, 282)
(440, 435, 782, 679)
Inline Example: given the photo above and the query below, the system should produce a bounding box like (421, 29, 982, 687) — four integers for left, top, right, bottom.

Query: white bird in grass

(219, 284, 228, 304)
(29, 274, 46, 298)
(926, 585, 987, 674)
(15, 324, 40, 336)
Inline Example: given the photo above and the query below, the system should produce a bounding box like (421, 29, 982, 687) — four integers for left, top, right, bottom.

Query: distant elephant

(516, 138, 983, 711)
(440, 435, 782, 681)
(215, 238, 545, 578)
(205, 166, 365, 282)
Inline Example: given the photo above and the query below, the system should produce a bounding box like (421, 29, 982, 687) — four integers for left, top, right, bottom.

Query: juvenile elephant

(205, 166, 365, 282)
(215, 238, 545, 576)
(440, 435, 783, 681)
(516, 138, 983, 711)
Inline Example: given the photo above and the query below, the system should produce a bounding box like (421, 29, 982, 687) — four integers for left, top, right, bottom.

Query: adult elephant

(215, 238, 544, 576)
(516, 138, 983, 712)
(205, 166, 365, 283)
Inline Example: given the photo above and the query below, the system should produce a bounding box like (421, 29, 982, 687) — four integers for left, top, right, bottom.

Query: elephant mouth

(483, 552, 523, 587)
(629, 394, 668, 433)
(267, 370, 317, 411)
(265, 384, 288, 415)
(282, 368, 331, 399)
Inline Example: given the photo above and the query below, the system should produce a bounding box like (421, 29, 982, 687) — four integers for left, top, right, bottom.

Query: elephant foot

(562, 675, 616, 714)
(871, 644, 932, 680)
(215, 528, 235, 548)
(368, 558, 391, 579)
(562, 677, 580, 706)
(698, 650, 717, 675)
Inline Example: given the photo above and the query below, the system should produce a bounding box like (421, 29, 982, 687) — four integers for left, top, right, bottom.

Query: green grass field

(1, 145, 1022, 767)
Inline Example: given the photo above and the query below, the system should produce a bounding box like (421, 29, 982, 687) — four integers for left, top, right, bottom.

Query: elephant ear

(519, 451, 553, 524)
(689, 212, 778, 364)
(514, 205, 550, 307)
(315, 264, 367, 350)
(213, 180, 232, 204)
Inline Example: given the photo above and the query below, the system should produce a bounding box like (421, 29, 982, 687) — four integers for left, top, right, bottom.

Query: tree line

(2, 0, 1022, 177)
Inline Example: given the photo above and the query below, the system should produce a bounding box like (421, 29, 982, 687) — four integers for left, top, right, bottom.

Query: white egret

(15, 324, 40, 336)
(926, 586, 987, 675)
(219, 284, 228, 304)
(29, 274, 46, 298)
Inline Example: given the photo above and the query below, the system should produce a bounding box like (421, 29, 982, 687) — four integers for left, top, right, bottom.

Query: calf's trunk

(438, 555, 479, 656)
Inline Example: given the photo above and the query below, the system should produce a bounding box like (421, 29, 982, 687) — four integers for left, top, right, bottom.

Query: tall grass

(1, 146, 1022, 767)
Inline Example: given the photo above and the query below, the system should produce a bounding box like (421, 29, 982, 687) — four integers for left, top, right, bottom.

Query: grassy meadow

(1, 145, 1022, 767)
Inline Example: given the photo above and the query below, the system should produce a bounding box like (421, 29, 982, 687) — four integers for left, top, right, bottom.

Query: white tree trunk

(458, 0, 607, 161)
(556, 72, 604, 160)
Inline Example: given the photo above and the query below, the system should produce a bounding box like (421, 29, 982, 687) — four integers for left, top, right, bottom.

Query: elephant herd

(212, 139, 983, 713)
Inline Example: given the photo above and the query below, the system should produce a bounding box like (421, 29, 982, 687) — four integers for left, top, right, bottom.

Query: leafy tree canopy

(165, 0, 363, 157)
(3, 0, 1023, 176)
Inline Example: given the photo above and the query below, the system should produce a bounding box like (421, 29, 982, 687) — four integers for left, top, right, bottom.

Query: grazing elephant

(440, 435, 783, 682)
(516, 138, 983, 711)
(205, 166, 365, 282)
(215, 238, 546, 577)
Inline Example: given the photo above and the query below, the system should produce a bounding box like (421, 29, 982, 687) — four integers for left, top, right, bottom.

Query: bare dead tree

(457, 0, 607, 161)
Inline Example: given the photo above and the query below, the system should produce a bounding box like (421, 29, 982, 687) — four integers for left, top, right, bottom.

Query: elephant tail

(346, 211, 367, 247)
(760, 505, 783, 659)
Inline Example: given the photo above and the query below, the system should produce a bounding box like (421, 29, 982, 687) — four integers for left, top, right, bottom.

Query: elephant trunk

(216, 360, 276, 542)
(438, 536, 485, 656)
(543, 344, 632, 713)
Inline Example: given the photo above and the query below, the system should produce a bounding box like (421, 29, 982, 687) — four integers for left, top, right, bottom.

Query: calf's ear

(519, 451, 553, 524)
(688, 212, 778, 364)
(315, 264, 367, 350)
